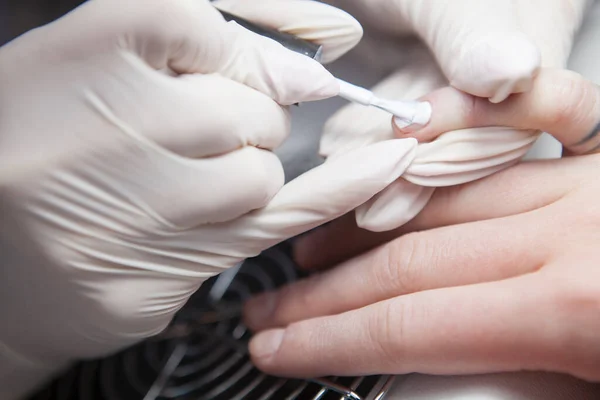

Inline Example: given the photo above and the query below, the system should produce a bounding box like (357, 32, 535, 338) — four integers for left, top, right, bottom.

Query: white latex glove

(327, 0, 592, 102)
(0, 0, 393, 398)
(212, 0, 363, 64)
(320, 0, 594, 231)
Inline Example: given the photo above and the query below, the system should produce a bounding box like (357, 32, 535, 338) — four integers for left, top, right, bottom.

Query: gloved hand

(327, 0, 592, 101)
(319, 0, 593, 232)
(0, 0, 399, 398)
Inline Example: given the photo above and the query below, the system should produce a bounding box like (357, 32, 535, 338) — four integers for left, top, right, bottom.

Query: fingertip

(244, 139, 418, 255)
(319, 74, 342, 98)
(452, 32, 541, 101)
(326, 11, 364, 63)
(292, 221, 348, 271)
(219, 22, 341, 105)
(249, 328, 285, 368)
(294, 210, 384, 272)
(243, 292, 277, 331)
(355, 181, 435, 232)
(279, 51, 340, 103)
(390, 100, 431, 135)
(215, 0, 364, 64)
(257, 149, 286, 206)
(392, 119, 432, 142)
(292, 234, 318, 270)
(300, 1, 364, 64)
(392, 117, 421, 137)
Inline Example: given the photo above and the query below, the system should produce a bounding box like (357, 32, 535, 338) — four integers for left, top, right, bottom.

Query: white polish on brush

(215, 9, 433, 126)
(336, 79, 432, 126)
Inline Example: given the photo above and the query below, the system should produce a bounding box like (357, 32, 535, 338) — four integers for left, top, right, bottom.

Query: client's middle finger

(246, 206, 554, 331)
(294, 155, 585, 271)
(247, 156, 591, 330)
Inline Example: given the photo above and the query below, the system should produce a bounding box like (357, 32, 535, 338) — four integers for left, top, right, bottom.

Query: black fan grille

(30, 243, 396, 400)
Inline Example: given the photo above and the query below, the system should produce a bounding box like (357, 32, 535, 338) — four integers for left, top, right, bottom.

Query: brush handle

(217, 9, 324, 62)
(337, 79, 375, 106)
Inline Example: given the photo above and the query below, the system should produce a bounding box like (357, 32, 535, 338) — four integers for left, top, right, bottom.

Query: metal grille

(30, 243, 396, 400)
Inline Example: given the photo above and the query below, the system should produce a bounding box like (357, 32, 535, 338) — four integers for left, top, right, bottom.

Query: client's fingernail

(393, 102, 431, 134)
(293, 235, 318, 268)
(393, 117, 423, 134)
(245, 293, 277, 329)
(250, 329, 285, 359)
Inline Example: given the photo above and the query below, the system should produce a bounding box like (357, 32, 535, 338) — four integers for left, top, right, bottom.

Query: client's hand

(317, 0, 594, 233)
(243, 69, 600, 382)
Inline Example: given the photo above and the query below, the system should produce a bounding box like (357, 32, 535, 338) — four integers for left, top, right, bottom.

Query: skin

(394, 69, 600, 155)
(242, 68, 600, 382)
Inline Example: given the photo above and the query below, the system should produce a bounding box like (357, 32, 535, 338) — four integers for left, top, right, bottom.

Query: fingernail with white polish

(393, 117, 423, 134)
(393, 101, 431, 134)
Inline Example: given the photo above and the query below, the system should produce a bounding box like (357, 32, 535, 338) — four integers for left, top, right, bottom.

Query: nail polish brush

(217, 8, 432, 126)
(336, 79, 432, 126)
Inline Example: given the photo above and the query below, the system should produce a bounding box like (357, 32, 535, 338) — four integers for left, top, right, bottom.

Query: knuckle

(371, 243, 412, 296)
(57, 252, 186, 339)
(367, 301, 409, 363)
(88, 283, 169, 337)
(540, 71, 598, 131)
(371, 245, 401, 293)
(547, 272, 600, 361)
(460, 90, 482, 126)
(385, 234, 427, 294)
(553, 275, 600, 322)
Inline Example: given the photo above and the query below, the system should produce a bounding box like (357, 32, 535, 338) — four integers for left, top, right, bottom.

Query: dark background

(1, 0, 85, 45)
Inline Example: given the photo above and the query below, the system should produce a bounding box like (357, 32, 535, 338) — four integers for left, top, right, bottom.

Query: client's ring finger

(563, 119, 600, 156)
